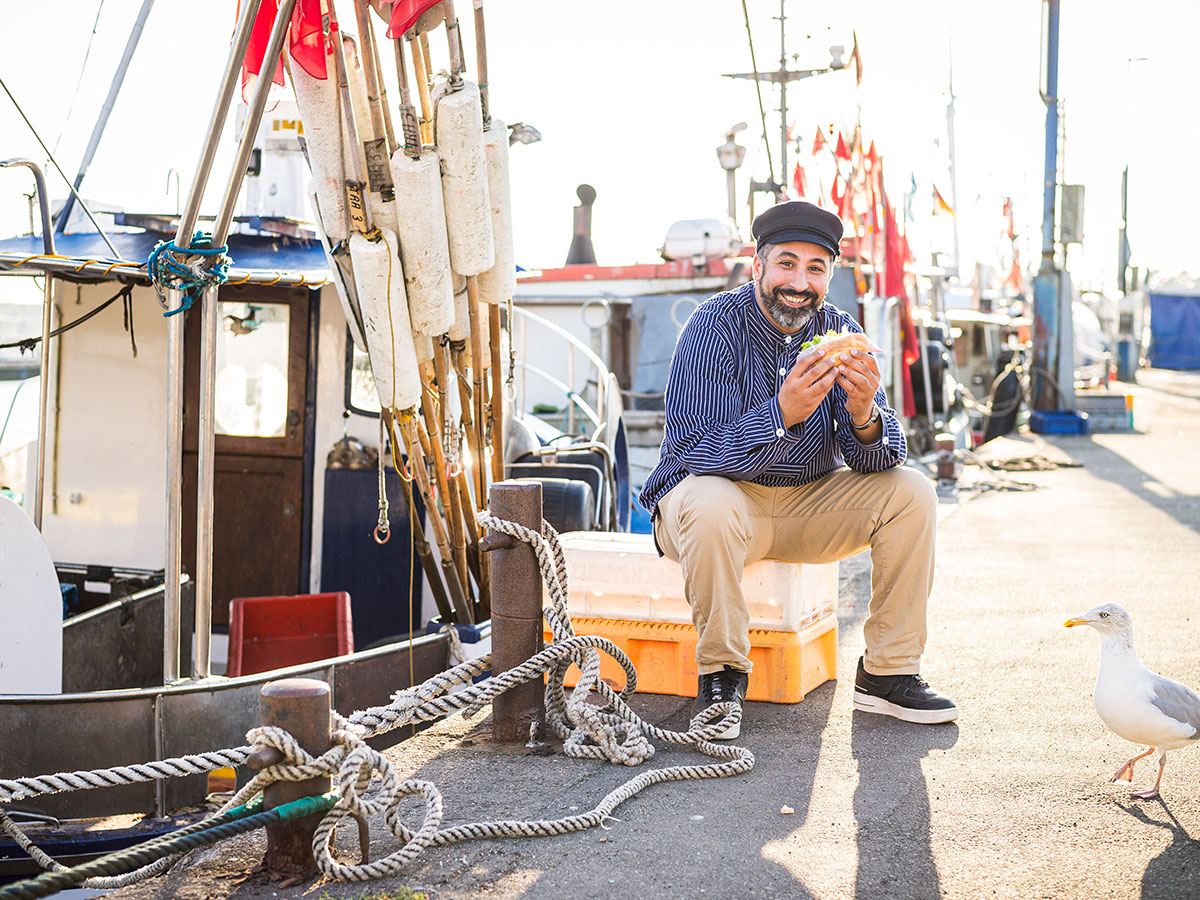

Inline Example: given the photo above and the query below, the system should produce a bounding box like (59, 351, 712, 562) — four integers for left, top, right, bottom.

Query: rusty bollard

(936, 433, 956, 484)
(249, 678, 331, 875)
(485, 481, 546, 743)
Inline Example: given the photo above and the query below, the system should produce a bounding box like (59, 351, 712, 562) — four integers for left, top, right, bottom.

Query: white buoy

(291, 63, 348, 241)
(449, 271, 470, 343)
(390, 149, 455, 336)
(311, 183, 367, 351)
(415, 333, 435, 367)
(351, 228, 422, 411)
(343, 37, 399, 235)
(478, 118, 517, 306)
(436, 81, 494, 276)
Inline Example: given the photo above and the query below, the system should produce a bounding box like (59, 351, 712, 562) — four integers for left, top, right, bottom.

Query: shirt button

(785, 336, 792, 344)
(778, 367, 786, 376)
(775, 428, 784, 437)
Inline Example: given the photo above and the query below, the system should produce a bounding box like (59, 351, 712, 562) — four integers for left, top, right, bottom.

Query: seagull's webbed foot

(1110, 746, 1156, 785)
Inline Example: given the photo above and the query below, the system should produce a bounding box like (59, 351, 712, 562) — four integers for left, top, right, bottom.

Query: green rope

(0, 792, 336, 900)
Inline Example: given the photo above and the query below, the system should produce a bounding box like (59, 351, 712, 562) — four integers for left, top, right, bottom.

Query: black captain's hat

(751, 201, 844, 258)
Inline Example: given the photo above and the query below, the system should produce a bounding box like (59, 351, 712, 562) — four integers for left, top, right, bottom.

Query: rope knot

(147, 231, 230, 316)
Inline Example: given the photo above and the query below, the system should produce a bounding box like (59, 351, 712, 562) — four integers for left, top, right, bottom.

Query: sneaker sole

(853, 691, 958, 724)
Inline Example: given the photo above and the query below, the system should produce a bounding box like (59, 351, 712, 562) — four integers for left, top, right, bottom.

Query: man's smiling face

(752, 240, 833, 333)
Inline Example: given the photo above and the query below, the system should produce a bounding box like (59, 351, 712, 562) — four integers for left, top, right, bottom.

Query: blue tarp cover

(1148, 292, 1200, 370)
(0, 230, 329, 280)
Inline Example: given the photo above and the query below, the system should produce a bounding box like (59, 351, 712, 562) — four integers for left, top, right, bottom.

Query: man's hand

(835, 348, 882, 425)
(779, 349, 841, 427)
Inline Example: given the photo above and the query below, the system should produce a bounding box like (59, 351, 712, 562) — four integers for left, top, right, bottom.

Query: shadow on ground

(851, 713, 959, 899)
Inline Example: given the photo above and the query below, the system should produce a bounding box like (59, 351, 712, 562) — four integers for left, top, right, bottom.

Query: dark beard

(757, 274, 821, 330)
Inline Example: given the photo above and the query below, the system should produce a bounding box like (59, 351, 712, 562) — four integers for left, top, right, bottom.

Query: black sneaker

(691, 666, 749, 739)
(853, 656, 958, 724)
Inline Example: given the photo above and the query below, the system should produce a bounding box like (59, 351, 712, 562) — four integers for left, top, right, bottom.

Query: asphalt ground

(103, 368, 1200, 900)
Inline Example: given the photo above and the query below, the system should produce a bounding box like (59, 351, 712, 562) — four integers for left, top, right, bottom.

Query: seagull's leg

(1110, 746, 1156, 784)
(1130, 751, 1168, 800)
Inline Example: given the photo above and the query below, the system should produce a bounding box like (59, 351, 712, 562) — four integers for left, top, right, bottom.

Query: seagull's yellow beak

(1063, 617, 1088, 628)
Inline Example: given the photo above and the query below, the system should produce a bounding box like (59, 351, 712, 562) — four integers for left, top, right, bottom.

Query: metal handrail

(0, 159, 53, 529)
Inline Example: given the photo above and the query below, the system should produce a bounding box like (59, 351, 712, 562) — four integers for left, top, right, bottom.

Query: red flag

(386, 0, 443, 38)
(835, 132, 851, 162)
(812, 126, 827, 157)
(792, 163, 807, 198)
(241, 0, 287, 98)
(1003, 197, 1016, 239)
(239, 0, 330, 100)
(289, 0, 330, 79)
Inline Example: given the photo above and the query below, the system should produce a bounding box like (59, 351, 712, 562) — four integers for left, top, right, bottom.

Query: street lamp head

(828, 45, 846, 69)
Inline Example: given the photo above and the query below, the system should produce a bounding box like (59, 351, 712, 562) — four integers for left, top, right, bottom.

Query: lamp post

(716, 122, 747, 226)
(1116, 56, 1148, 380)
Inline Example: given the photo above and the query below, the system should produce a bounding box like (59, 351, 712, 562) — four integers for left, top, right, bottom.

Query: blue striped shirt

(640, 280, 907, 515)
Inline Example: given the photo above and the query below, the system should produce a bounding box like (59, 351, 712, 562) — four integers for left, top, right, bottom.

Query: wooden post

(486, 481, 544, 742)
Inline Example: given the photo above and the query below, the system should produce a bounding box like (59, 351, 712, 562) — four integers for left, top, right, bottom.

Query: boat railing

(510, 305, 615, 441)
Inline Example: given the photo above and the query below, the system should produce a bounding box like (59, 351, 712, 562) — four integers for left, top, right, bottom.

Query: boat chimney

(565, 184, 597, 265)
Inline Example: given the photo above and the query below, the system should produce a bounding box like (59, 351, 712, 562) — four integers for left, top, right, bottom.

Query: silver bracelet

(851, 404, 880, 430)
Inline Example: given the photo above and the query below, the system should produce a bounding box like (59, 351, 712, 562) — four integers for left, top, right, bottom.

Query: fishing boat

(0, 0, 634, 877)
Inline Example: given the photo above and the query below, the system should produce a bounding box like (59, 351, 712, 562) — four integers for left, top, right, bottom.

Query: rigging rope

(0, 283, 134, 352)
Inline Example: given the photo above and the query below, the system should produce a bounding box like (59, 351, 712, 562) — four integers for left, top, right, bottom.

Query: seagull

(1065, 603, 1200, 799)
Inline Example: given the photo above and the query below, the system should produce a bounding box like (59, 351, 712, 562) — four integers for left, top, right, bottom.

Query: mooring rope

(0, 513, 753, 888)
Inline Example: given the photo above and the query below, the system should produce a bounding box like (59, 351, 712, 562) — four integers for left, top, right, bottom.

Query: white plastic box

(548, 531, 838, 633)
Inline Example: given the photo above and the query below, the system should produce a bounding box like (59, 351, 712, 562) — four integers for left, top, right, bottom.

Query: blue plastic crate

(1030, 409, 1090, 435)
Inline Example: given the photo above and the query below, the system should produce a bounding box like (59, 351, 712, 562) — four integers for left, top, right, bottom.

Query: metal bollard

(486, 481, 546, 743)
(936, 433, 956, 483)
(255, 678, 331, 875)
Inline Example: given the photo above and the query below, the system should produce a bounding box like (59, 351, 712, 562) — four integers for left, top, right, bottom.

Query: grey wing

(1149, 675, 1200, 736)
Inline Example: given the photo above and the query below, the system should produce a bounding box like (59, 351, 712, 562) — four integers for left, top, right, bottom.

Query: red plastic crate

(227, 592, 354, 677)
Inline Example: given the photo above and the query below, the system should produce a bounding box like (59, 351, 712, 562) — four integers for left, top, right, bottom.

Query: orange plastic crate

(546, 612, 837, 704)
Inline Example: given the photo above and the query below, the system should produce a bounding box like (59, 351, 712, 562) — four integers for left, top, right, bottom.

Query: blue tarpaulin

(1148, 292, 1200, 370)
(0, 230, 329, 281)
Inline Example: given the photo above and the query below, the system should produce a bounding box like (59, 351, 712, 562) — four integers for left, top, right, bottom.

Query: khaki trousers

(653, 467, 936, 677)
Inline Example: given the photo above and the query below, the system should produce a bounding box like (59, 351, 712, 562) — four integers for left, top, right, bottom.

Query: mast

(1031, 0, 1063, 413)
(777, 0, 788, 194)
(723, 1, 845, 204)
(946, 40, 961, 277)
(55, 0, 155, 233)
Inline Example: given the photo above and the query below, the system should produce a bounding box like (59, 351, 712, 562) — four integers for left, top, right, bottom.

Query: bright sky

(0, 0, 1192, 299)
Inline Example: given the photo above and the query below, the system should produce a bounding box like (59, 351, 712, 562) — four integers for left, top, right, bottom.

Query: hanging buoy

(311, 183, 367, 352)
(435, 81, 494, 277)
(344, 35, 399, 235)
(291, 63, 348, 242)
(449, 271, 470, 343)
(390, 149, 455, 336)
(478, 117, 516, 306)
(351, 228, 421, 411)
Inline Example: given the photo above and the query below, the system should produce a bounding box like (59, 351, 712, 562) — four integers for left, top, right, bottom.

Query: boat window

(345, 338, 381, 416)
(214, 301, 290, 438)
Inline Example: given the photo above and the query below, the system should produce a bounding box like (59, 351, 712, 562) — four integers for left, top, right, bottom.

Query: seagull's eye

(1099, 612, 1109, 618)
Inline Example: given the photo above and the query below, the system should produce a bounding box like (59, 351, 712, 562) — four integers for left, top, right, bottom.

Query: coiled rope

(0, 514, 753, 887)
(146, 232, 230, 317)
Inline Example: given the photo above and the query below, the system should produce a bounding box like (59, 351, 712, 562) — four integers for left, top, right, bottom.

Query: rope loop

(147, 231, 231, 316)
